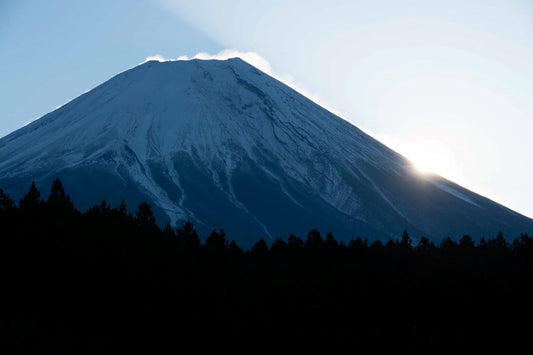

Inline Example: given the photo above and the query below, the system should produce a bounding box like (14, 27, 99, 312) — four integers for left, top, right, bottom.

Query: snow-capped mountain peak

(0, 59, 531, 246)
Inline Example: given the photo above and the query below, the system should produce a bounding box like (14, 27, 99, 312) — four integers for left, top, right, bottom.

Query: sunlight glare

(372, 131, 462, 180)
(406, 140, 459, 178)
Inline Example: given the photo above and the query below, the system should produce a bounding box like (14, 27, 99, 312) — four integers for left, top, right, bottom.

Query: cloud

(140, 54, 169, 64)
(178, 50, 273, 75)
(141, 50, 268, 69)
(141, 49, 340, 116)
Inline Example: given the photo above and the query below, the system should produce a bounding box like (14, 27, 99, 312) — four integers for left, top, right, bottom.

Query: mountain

(0, 58, 531, 246)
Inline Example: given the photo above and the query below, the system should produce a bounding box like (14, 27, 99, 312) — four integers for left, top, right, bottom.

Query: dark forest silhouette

(1, 179, 532, 353)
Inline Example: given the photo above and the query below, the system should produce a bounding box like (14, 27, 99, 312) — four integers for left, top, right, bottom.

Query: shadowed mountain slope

(0, 58, 531, 246)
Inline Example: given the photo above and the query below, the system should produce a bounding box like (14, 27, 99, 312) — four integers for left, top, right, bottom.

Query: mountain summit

(0, 58, 531, 245)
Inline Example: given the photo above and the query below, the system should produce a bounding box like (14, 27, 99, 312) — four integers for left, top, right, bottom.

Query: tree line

(0, 179, 532, 353)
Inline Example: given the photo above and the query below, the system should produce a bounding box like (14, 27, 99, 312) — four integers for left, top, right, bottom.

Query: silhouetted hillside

(1, 180, 532, 353)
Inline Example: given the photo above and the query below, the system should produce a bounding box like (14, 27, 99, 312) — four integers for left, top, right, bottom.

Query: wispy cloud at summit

(141, 49, 341, 117)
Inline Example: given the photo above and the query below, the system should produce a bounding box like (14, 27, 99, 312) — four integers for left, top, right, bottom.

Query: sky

(1, 0, 532, 218)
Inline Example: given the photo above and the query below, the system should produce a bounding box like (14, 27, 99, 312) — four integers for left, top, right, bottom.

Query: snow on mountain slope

(0, 58, 531, 246)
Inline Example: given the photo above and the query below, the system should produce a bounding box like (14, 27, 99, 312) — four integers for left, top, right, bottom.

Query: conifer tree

(47, 178, 74, 211)
(325, 232, 338, 249)
(416, 236, 434, 253)
(163, 222, 176, 239)
(19, 182, 43, 211)
(0, 188, 15, 213)
(228, 240, 242, 254)
(306, 229, 323, 248)
(490, 231, 507, 250)
(459, 235, 475, 250)
(399, 230, 412, 250)
(118, 200, 127, 216)
(288, 234, 303, 249)
(349, 237, 366, 250)
(177, 221, 200, 248)
(369, 240, 384, 251)
(205, 229, 227, 250)
(100, 200, 111, 215)
(271, 238, 288, 254)
(135, 201, 156, 228)
(440, 236, 457, 250)
(251, 238, 268, 255)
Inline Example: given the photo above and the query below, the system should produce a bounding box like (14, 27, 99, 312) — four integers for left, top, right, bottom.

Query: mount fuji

(0, 58, 531, 246)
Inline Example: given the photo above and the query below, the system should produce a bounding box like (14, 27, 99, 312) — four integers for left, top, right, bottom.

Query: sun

(412, 159, 439, 175)
(405, 140, 458, 178)
(410, 150, 445, 175)
(370, 131, 461, 180)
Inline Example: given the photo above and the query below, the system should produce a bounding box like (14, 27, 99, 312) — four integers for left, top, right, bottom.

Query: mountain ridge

(0, 58, 531, 246)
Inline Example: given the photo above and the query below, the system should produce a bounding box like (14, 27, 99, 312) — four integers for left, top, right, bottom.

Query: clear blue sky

(1, 0, 532, 218)
(0, 0, 221, 135)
